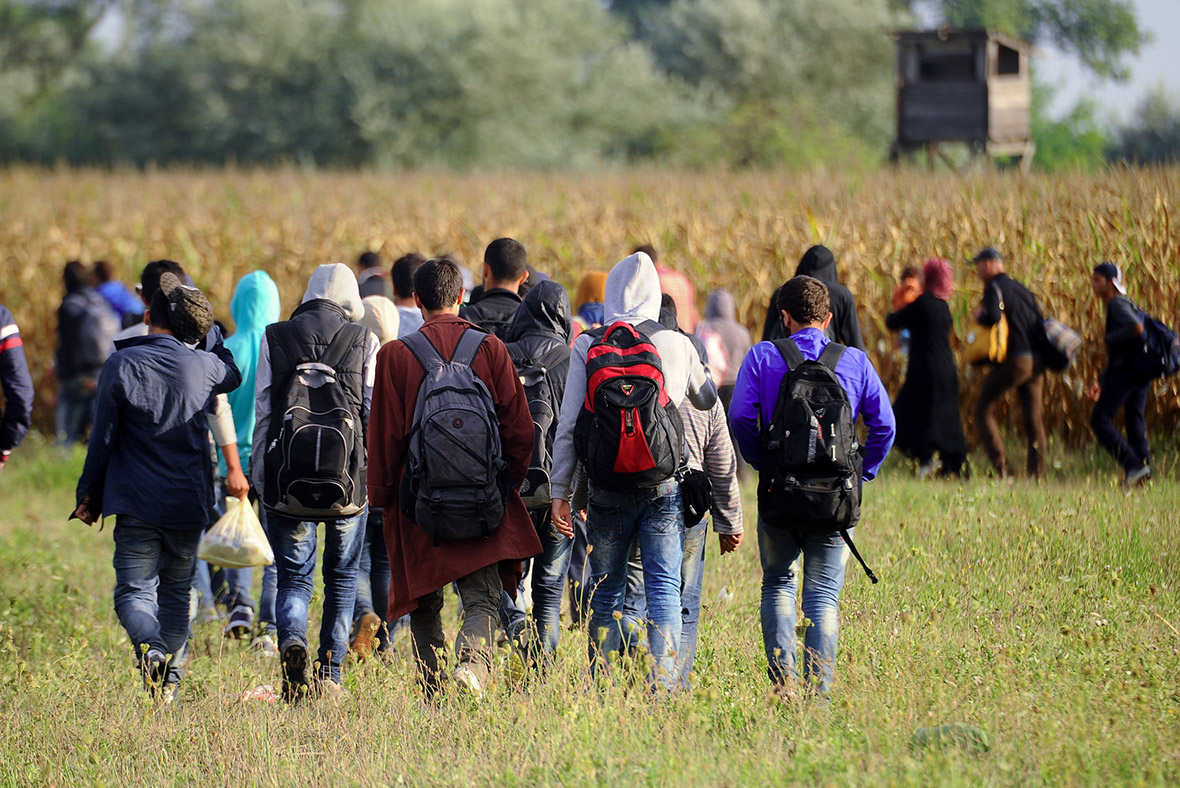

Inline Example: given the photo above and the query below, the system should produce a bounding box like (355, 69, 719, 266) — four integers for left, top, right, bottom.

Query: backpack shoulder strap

(636, 319, 665, 337)
(401, 330, 446, 374)
(816, 342, 846, 372)
(772, 338, 805, 371)
(450, 328, 487, 367)
(315, 323, 367, 374)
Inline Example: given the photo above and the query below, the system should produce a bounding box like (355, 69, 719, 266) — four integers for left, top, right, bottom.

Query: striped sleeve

(0, 306, 35, 451)
(680, 398, 743, 534)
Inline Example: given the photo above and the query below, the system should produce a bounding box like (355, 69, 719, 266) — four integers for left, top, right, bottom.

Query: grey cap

(158, 272, 214, 344)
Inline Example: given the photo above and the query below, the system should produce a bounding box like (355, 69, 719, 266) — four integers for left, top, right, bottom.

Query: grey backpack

(398, 329, 508, 543)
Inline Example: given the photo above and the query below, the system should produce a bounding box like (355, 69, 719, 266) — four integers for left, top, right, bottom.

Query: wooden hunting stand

(891, 29, 1036, 172)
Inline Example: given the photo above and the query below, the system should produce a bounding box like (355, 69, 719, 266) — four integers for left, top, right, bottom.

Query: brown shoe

(349, 611, 383, 660)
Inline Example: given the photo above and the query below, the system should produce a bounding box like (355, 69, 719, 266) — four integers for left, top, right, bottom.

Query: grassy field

(1, 439, 1177, 786)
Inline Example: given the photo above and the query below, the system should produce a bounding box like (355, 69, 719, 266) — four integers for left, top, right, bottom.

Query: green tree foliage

(1109, 86, 1180, 165)
(1030, 82, 1111, 171)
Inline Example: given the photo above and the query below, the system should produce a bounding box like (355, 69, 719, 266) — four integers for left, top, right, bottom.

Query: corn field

(2, 166, 1177, 446)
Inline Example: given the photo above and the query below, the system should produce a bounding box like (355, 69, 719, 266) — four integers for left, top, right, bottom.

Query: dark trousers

(1090, 375, 1151, 472)
(973, 355, 1046, 477)
(410, 564, 501, 693)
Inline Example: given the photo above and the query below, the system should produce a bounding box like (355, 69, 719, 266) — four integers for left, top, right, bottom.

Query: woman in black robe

(885, 258, 968, 476)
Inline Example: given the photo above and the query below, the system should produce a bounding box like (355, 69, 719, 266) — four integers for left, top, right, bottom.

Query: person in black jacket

(762, 245, 865, 352)
(0, 304, 34, 477)
(460, 238, 529, 340)
(55, 261, 119, 445)
(1086, 262, 1152, 486)
(970, 247, 1049, 478)
(502, 280, 572, 662)
(885, 258, 967, 477)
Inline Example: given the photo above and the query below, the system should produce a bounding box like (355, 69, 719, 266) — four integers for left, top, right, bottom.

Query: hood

(794, 245, 839, 285)
(704, 288, 736, 321)
(302, 263, 364, 322)
(507, 279, 571, 344)
(359, 295, 401, 345)
(604, 252, 661, 324)
(230, 271, 281, 334)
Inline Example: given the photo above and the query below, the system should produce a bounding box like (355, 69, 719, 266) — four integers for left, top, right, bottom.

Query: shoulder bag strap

(401, 330, 446, 374)
(772, 337, 805, 371)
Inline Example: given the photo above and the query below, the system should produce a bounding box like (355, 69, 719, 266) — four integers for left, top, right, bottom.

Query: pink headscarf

(921, 258, 954, 301)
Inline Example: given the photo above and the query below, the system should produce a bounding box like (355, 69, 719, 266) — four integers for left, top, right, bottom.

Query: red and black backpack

(573, 320, 684, 490)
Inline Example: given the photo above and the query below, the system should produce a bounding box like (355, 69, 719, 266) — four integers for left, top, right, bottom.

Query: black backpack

(262, 323, 368, 521)
(1131, 312, 1180, 382)
(514, 350, 564, 510)
(759, 339, 876, 583)
(573, 321, 684, 491)
(399, 329, 509, 543)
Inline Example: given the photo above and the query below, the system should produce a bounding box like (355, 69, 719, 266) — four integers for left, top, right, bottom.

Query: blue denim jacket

(75, 333, 241, 529)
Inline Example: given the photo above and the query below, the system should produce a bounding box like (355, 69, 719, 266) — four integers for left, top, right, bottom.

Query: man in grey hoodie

(550, 251, 717, 689)
(251, 264, 380, 700)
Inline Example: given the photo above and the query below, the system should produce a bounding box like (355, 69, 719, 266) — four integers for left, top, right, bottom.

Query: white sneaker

(452, 664, 484, 697)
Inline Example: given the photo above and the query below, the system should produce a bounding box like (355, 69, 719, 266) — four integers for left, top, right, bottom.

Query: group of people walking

(0, 235, 1165, 707)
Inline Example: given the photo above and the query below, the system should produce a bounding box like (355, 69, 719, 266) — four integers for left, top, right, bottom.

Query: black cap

(971, 247, 1002, 264)
(1093, 262, 1126, 294)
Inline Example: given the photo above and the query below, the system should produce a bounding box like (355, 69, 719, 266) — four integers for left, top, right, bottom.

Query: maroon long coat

(367, 313, 542, 620)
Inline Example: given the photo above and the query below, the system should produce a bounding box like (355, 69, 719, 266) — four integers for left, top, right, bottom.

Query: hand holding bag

(198, 497, 275, 568)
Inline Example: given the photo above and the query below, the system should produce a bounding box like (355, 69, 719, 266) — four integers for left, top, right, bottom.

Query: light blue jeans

(758, 517, 850, 697)
(585, 479, 684, 689)
(268, 508, 365, 683)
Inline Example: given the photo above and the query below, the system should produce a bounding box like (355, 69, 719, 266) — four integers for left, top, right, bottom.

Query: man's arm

(74, 359, 123, 520)
(0, 312, 34, 457)
(684, 337, 718, 410)
(360, 331, 380, 431)
(366, 342, 406, 510)
(550, 336, 591, 537)
(977, 283, 1002, 327)
(209, 340, 242, 396)
(1105, 298, 1144, 345)
(250, 334, 273, 492)
(856, 356, 896, 481)
(702, 400, 743, 537)
(728, 349, 763, 469)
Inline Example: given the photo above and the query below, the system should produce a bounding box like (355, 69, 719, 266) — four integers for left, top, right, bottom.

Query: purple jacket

(729, 327, 895, 480)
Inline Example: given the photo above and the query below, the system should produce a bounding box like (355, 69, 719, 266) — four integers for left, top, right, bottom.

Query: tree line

(0, 0, 1175, 169)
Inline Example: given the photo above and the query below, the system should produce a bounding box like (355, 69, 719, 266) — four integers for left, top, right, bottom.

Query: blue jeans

(586, 479, 684, 689)
(112, 517, 202, 682)
(55, 376, 96, 445)
(354, 506, 392, 648)
(257, 504, 277, 633)
(529, 507, 574, 658)
(498, 560, 529, 641)
(758, 518, 850, 696)
(269, 508, 365, 683)
(621, 519, 708, 688)
(567, 512, 591, 626)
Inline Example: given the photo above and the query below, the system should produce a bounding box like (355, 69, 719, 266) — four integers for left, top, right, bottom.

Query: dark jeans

(498, 561, 529, 642)
(269, 509, 365, 683)
(1090, 375, 1151, 472)
(529, 507, 575, 658)
(112, 517, 201, 682)
(410, 563, 502, 693)
(973, 355, 1046, 477)
(55, 376, 96, 446)
(354, 506, 392, 648)
(567, 512, 591, 626)
(621, 518, 709, 688)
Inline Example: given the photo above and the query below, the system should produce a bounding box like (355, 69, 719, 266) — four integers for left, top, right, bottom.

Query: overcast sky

(1036, 0, 1179, 122)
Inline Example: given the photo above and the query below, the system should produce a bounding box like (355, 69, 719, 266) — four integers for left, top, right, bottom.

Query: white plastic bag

(198, 497, 274, 568)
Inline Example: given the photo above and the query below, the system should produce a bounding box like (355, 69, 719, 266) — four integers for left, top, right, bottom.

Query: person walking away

(885, 258, 967, 477)
(762, 246, 866, 352)
(970, 247, 1049, 478)
(391, 253, 427, 335)
(93, 261, 145, 330)
(367, 258, 540, 696)
(55, 261, 119, 445)
(251, 264, 379, 701)
(730, 275, 894, 702)
(214, 272, 282, 649)
(0, 304, 34, 478)
(697, 288, 753, 480)
(349, 295, 400, 659)
(460, 238, 530, 340)
(357, 251, 394, 300)
(571, 270, 608, 339)
(72, 274, 241, 703)
(503, 280, 573, 665)
(550, 250, 717, 690)
(1086, 262, 1153, 486)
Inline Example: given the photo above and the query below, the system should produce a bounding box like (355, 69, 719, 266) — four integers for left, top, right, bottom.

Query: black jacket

(762, 245, 866, 352)
(460, 288, 523, 340)
(505, 281, 572, 405)
(1103, 294, 1144, 379)
(978, 273, 1045, 359)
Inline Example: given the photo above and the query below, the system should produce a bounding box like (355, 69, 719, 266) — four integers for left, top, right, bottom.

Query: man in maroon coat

(367, 257, 540, 695)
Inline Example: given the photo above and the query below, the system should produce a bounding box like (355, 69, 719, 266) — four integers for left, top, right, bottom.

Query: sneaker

(141, 649, 177, 704)
(1123, 465, 1152, 487)
(224, 605, 254, 640)
(251, 632, 279, 657)
(349, 611, 383, 660)
(314, 678, 346, 702)
(280, 642, 311, 703)
(452, 664, 484, 698)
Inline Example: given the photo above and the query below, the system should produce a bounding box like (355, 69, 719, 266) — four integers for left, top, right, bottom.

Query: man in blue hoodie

(730, 275, 894, 701)
(73, 273, 241, 702)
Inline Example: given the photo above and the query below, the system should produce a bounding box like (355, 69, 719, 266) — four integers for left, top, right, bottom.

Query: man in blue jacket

(73, 273, 241, 703)
(730, 275, 894, 701)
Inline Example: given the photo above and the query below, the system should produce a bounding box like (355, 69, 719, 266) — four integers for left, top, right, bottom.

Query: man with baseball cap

(970, 247, 1050, 478)
(73, 272, 242, 703)
(1086, 262, 1152, 485)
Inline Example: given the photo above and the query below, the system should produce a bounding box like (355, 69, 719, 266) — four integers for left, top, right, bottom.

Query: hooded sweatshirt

(762, 245, 866, 352)
(505, 280, 573, 442)
(696, 289, 752, 387)
(549, 252, 717, 501)
(217, 271, 280, 476)
(249, 264, 380, 491)
(360, 295, 401, 346)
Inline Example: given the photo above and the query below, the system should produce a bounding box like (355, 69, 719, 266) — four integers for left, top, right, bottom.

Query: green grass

(1, 441, 1178, 786)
